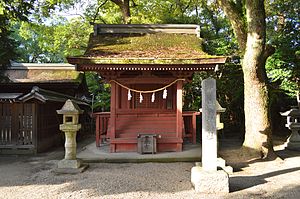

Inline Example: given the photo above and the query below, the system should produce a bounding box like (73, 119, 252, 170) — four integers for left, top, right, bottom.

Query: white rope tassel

(151, 93, 155, 102)
(163, 88, 167, 99)
(139, 92, 143, 103)
(128, 89, 132, 101)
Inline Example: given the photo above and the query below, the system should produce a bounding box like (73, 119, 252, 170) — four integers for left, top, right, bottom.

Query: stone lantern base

(54, 159, 89, 174)
(285, 131, 300, 151)
(58, 159, 82, 169)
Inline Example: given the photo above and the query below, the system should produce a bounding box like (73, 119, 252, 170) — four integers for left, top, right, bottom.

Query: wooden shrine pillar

(110, 81, 117, 152)
(176, 80, 183, 151)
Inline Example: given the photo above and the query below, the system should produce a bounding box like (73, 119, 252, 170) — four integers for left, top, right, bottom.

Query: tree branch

(131, 0, 137, 7)
(92, 0, 108, 24)
(110, 0, 123, 7)
(217, 0, 247, 53)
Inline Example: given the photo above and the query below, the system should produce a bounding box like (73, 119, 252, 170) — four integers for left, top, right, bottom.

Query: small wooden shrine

(68, 24, 227, 153)
(0, 63, 90, 154)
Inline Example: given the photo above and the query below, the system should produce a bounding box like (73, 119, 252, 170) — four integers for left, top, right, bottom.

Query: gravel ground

(0, 142, 300, 199)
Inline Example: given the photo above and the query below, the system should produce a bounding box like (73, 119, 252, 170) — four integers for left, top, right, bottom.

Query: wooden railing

(94, 111, 200, 147)
(94, 112, 110, 147)
(182, 111, 201, 144)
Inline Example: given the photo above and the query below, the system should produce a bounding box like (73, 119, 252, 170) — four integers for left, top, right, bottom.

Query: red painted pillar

(192, 112, 197, 144)
(110, 81, 116, 152)
(176, 80, 183, 151)
(95, 114, 100, 147)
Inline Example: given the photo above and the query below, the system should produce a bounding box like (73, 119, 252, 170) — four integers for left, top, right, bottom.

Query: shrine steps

(116, 132, 176, 138)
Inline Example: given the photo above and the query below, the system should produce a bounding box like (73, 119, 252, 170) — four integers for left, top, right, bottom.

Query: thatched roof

(5, 63, 83, 83)
(85, 33, 206, 59)
(67, 24, 227, 68)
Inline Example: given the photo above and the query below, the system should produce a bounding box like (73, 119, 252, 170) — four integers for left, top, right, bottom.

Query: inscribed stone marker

(201, 78, 217, 171)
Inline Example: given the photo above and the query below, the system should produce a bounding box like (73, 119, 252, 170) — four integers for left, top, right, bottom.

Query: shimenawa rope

(109, 79, 185, 93)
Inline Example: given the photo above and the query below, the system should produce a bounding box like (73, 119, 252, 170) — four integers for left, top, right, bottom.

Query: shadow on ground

(229, 167, 300, 192)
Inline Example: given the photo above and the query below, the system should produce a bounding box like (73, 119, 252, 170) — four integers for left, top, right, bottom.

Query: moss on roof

(27, 70, 82, 82)
(6, 69, 83, 83)
(85, 33, 207, 59)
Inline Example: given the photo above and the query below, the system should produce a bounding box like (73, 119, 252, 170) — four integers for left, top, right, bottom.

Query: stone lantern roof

(57, 99, 83, 115)
(281, 108, 300, 117)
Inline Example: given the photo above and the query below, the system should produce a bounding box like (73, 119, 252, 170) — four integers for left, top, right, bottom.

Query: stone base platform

(191, 166, 229, 193)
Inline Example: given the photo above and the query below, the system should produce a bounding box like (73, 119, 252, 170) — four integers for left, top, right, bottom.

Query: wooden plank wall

(116, 113, 177, 138)
(0, 103, 12, 145)
(0, 103, 35, 154)
(17, 103, 34, 146)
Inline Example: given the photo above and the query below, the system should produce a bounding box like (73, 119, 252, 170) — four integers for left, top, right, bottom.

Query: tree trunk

(218, 0, 276, 159)
(110, 0, 131, 24)
(242, 0, 275, 159)
(121, 0, 131, 24)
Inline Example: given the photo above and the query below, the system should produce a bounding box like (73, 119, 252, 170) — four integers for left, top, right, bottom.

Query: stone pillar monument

(191, 78, 229, 193)
(56, 99, 88, 173)
(201, 78, 217, 171)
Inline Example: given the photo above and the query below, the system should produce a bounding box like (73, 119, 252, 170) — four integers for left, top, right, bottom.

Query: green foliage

(84, 0, 123, 24)
(183, 63, 244, 135)
(0, 0, 34, 68)
(0, 0, 80, 67)
(0, 16, 17, 69)
(12, 18, 92, 62)
(215, 63, 244, 134)
(86, 0, 203, 25)
(266, 0, 300, 97)
(85, 72, 111, 111)
(198, 2, 238, 55)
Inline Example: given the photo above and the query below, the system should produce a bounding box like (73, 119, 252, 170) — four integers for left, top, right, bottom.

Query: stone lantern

(281, 103, 300, 151)
(56, 99, 87, 172)
(216, 100, 226, 130)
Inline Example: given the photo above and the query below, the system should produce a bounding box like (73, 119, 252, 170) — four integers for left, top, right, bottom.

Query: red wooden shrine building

(68, 24, 227, 153)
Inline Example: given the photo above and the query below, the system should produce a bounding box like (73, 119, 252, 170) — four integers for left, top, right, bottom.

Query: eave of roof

(0, 93, 23, 102)
(67, 57, 227, 72)
(68, 56, 227, 65)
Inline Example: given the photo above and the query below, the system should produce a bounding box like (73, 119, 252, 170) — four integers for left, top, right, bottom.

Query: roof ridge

(94, 24, 200, 37)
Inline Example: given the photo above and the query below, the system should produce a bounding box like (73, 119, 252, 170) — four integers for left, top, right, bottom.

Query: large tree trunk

(218, 0, 275, 159)
(242, 0, 275, 159)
